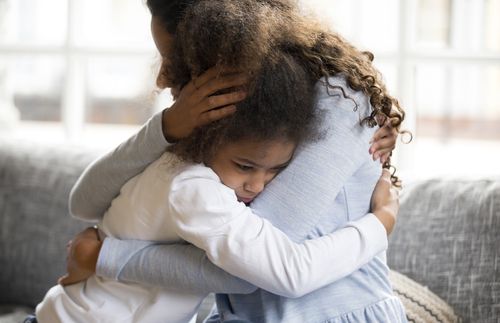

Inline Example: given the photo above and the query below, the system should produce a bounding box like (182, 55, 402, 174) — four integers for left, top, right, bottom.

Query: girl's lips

(238, 196, 254, 204)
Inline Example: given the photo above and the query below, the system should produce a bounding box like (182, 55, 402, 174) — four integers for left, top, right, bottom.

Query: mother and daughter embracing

(30, 0, 408, 322)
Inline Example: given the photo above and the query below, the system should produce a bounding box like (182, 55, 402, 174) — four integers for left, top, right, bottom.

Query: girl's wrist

(373, 208, 395, 235)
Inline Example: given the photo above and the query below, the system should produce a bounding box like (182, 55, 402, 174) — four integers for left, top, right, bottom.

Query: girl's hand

(162, 67, 248, 142)
(58, 227, 102, 286)
(369, 123, 398, 164)
(370, 169, 400, 235)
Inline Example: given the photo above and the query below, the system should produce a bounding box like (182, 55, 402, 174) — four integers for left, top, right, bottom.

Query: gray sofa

(0, 138, 498, 323)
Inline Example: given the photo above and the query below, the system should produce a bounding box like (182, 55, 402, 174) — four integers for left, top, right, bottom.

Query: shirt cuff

(149, 110, 172, 146)
(345, 213, 388, 254)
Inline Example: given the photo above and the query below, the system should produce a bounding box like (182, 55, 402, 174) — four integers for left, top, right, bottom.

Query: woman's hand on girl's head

(58, 227, 102, 286)
(370, 169, 400, 235)
(161, 66, 249, 142)
(369, 123, 398, 164)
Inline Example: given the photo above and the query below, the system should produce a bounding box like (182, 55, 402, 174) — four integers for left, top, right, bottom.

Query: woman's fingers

(161, 66, 249, 141)
(200, 73, 248, 98)
(189, 66, 222, 92)
(199, 90, 247, 112)
(189, 66, 243, 93)
(199, 105, 237, 125)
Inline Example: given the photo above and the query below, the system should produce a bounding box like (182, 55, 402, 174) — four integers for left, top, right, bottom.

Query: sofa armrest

(388, 178, 500, 322)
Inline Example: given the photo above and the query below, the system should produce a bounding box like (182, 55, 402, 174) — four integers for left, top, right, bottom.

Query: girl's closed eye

(234, 162, 253, 172)
(271, 166, 286, 174)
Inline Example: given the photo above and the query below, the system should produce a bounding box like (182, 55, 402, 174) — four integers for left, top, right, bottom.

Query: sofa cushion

(0, 305, 33, 323)
(388, 178, 500, 323)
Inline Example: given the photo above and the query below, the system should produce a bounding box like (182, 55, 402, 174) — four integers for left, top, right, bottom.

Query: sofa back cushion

(388, 178, 500, 323)
(0, 139, 100, 307)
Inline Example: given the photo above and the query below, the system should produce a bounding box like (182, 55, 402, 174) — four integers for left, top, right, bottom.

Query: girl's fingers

(373, 148, 393, 161)
(198, 91, 247, 113)
(371, 124, 396, 143)
(199, 105, 237, 125)
(370, 137, 396, 155)
(380, 152, 392, 164)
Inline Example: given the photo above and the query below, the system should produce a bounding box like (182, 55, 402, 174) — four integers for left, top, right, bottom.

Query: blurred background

(0, 0, 499, 180)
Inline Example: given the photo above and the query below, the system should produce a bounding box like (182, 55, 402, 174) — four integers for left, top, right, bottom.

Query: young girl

(34, 49, 396, 323)
(54, 0, 406, 322)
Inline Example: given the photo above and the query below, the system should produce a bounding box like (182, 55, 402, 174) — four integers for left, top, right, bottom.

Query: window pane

(0, 0, 67, 46)
(485, 0, 500, 52)
(415, 0, 451, 49)
(85, 56, 158, 125)
(5, 55, 65, 122)
(300, 0, 398, 53)
(415, 64, 500, 140)
(415, 0, 500, 52)
(73, 0, 153, 50)
(374, 62, 398, 95)
(357, 0, 399, 53)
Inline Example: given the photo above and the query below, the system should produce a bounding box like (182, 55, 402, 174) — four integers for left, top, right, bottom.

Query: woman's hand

(370, 169, 400, 235)
(162, 67, 249, 142)
(369, 123, 398, 164)
(58, 227, 102, 286)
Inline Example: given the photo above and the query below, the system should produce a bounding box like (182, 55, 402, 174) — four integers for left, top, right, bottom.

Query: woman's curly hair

(147, 0, 408, 182)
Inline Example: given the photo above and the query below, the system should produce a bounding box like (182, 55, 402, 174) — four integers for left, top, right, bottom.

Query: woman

(61, 0, 405, 322)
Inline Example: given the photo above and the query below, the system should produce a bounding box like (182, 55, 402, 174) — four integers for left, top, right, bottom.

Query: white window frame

(1, 0, 499, 156)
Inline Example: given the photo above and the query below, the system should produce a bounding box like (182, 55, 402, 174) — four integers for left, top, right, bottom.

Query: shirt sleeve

(167, 167, 388, 298)
(96, 238, 258, 294)
(69, 111, 170, 221)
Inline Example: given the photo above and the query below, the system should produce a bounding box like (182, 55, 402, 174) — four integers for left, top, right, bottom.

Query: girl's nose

(244, 175, 266, 195)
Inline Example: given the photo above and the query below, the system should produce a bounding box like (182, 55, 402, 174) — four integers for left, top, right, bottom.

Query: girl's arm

(162, 163, 393, 298)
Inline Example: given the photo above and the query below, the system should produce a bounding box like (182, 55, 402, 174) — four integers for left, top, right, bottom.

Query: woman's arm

(69, 67, 246, 222)
(97, 239, 258, 294)
(69, 112, 170, 222)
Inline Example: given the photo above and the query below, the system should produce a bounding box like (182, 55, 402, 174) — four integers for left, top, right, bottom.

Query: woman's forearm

(69, 112, 170, 221)
(97, 238, 257, 295)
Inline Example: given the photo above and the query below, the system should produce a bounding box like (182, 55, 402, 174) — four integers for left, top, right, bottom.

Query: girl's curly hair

(147, 0, 408, 182)
(168, 52, 321, 164)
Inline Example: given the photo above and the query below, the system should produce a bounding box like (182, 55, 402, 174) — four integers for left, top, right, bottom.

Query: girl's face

(208, 138, 296, 204)
(151, 17, 180, 96)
